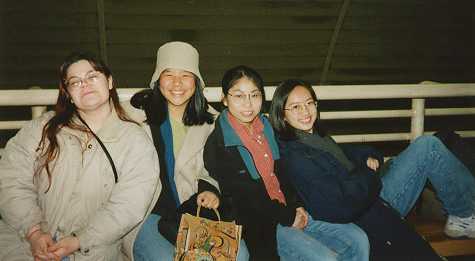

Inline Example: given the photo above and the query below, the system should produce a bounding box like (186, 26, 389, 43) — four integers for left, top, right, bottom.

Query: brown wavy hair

(35, 52, 134, 192)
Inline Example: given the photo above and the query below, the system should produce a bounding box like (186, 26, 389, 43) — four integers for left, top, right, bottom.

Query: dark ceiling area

(1, 0, 474, 89)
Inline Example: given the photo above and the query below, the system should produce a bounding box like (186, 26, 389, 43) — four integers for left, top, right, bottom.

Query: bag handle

(196, 205, 221, 221)
(77, 113, 118, 183)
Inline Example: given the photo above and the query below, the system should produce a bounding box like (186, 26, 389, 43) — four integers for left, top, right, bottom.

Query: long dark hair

(269, 79, 325, 140)
(35, 52, 134, 192)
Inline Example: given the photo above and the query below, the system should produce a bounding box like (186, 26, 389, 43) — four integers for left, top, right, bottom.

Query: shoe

(444, 214, 475, 238)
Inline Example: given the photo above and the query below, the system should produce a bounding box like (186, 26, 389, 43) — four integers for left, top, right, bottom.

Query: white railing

(1, 83, 475, 156)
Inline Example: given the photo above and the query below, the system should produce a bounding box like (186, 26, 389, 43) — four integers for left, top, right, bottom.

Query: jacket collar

(219, 110, 244, 147)
(217, 110, 280, 180)
(64, 107, 126, 143)
(218, 109, 280, 159)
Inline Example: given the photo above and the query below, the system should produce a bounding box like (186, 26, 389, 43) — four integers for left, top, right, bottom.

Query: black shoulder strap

(77, 114, 118, 183)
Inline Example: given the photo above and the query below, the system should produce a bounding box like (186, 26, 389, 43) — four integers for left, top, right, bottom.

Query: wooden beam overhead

(97, 0, 108, 63)
(320, 0, 351, 84)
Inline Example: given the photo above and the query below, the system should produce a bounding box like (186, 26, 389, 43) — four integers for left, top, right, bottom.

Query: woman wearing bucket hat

(129, 41, 249, 260)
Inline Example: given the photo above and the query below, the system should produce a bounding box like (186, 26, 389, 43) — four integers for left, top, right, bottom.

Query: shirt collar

(218, 109, 280, 160)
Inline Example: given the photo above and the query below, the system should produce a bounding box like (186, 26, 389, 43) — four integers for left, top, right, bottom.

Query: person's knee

(355, 231, 369, 250)
(411, 135, 447, 154)
(355, 233, 370, 257)
(237, 240, 250, 261)
(413, 135, 441, 147)
(346, 226, 370, 258)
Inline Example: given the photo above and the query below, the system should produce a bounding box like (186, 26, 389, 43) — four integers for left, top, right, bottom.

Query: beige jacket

(0, 110, 161, 261)
(123, 102, 219, 203)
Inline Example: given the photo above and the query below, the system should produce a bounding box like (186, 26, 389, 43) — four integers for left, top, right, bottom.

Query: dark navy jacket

(279, 137, 383, 223)
(278, 137, 441, 260)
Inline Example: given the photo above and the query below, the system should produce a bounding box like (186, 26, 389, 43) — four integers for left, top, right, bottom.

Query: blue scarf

(160, 114, 181, 206)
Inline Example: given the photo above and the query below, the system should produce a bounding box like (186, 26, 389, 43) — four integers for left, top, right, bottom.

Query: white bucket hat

(149, 41, 205, 88)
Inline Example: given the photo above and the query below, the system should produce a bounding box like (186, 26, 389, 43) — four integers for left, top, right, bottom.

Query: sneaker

(444, 214, 475, 238)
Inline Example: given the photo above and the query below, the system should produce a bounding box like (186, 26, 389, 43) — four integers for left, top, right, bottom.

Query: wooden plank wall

(335, 0, 474, 84)
(0, 0, 98, 87)
(1, 0, 473, 89)
(104, 0, 339, 87)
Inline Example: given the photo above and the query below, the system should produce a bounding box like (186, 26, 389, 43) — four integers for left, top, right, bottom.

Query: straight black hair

(221, 65, 265, 96)
(269, 79, 325, 140)
(221, 65, 267, 112)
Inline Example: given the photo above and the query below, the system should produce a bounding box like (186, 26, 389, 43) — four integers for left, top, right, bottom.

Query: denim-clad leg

(277, 222, 338, 261)
(303, 218, 369, 261)
(380, 135, 475, 217)
(133, 214, 175, 261)
(134, 214, 250, 261)
(237, 240, 250, 261)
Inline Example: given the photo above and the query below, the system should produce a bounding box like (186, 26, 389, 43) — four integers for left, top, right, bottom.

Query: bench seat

(412, 219, 475, 257)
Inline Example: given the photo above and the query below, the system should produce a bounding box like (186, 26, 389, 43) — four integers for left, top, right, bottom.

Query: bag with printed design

(174, 206, 242, 261)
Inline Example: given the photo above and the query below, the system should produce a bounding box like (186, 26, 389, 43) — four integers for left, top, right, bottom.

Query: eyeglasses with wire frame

(227, 92, 263, 104)
(66, 71, 103, 90)
(284, 100, 318, 114)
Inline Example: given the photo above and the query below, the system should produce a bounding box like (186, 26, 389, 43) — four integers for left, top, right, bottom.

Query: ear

(108, 76, 113, 90)
(221, 93, 228, 107)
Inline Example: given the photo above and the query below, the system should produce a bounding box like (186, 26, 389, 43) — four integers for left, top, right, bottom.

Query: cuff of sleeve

(73, 230, 93, 255)
(198, 179, 220, 197)
(20, 219, 47, 242)
(278, 205, 297, 227)
(294, 195, 305, 209)
(282, 211, 296, 227)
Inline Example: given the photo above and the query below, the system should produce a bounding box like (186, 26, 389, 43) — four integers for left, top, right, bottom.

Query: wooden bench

(412, 219, 475, 257)
(404, 189, 475, 258)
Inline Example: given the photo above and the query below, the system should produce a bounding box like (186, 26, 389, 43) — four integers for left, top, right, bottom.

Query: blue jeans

(134, 214, 250, 261)
(276, 217, 369, 261)
(380, 135, 475, 217)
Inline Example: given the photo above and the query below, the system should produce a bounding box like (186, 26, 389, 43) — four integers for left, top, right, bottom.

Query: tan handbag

(174, 205, 242, 261)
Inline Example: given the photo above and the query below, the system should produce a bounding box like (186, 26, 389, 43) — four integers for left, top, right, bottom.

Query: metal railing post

(411, 98, 425, 141)
(29, 86, 47, 119)
(31, 106, 47, 119)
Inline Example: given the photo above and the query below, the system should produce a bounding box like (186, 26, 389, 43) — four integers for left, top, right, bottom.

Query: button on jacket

(203, 113, 302, 260)
(0, 110, 161, 261)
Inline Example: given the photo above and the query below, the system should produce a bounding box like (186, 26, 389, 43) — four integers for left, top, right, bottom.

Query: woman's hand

(197, 191, 220, 209)
(366, 157, 380, 171)
(292, 207, 309, 230)
(27, 230, 57, 261)
(47, 236, 80, 260)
